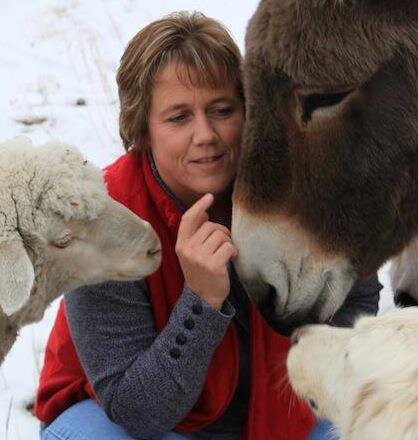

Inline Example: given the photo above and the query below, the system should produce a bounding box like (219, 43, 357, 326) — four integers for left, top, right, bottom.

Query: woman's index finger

(178, 193, 214, 240)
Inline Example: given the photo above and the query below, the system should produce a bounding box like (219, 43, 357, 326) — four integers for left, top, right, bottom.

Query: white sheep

(0, 137, 161, 363)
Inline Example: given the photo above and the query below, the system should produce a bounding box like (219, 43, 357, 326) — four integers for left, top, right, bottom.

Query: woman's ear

(0, 239, 35, 316)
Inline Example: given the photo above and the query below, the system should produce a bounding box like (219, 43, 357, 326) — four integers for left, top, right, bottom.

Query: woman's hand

(176, 193, 237, 310)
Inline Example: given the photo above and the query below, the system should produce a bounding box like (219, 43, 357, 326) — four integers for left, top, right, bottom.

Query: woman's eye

(167, 113, 188, 123)
(212, 107, 233, 117)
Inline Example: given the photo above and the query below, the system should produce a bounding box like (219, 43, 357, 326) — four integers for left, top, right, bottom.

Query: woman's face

(147, 63, 244, 206)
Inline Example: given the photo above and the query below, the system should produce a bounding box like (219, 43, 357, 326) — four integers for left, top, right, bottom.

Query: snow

(0, 1, 394, 439)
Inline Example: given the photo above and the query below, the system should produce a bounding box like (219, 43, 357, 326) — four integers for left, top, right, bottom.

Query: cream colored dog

(287, 308, 418, 440)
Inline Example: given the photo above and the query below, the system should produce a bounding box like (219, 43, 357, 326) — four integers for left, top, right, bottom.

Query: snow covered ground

(0, 1, 394, 439)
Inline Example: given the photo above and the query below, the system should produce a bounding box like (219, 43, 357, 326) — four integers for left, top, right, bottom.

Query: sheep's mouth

(114, 272, 147, 280)
(114, 265, 160, 280)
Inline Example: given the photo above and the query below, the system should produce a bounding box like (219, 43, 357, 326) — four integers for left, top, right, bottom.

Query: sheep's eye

(53, 234, 73, 248)
(308, 398, 318, 411)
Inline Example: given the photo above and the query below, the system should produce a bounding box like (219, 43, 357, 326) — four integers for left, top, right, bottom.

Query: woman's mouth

(191, 153, 225, 164)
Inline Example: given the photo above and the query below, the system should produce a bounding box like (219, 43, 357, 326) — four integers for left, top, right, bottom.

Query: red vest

(35, 152, 314, 439)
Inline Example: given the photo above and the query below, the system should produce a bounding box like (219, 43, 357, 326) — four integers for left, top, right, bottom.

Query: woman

(35, 12, 381, 440)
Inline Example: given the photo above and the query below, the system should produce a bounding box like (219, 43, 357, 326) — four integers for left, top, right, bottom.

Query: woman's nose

(193, 116, 218, 145)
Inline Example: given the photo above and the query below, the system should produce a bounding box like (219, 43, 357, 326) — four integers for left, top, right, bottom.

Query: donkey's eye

(301, 89, 354, 123)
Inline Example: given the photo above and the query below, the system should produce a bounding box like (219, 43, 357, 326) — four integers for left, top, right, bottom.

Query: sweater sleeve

(64, 280, 234, 439)
(328, 275, 382, 328)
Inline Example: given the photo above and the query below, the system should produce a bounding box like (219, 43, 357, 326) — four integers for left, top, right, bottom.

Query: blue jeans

(40, 398, 336, 440)
(39, 399, 236, 440)
(40, 399, 193, 440)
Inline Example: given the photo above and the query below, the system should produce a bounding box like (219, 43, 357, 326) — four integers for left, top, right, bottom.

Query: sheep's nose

(290, 326, 308, 346)
(394, 290, 418, 308)
(147, 247, 161, 257)
(144, 227, 161, 258)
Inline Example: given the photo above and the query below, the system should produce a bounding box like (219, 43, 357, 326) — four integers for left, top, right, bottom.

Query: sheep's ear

(0, 240, 35, 316)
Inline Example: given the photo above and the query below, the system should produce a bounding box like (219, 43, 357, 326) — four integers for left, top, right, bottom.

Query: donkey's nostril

(395, 290, 418, 307)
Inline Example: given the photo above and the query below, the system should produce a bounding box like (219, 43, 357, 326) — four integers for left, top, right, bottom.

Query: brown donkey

(232, 0, 418, 334)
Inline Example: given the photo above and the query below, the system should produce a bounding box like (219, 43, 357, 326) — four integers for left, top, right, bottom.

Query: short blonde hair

(116, 11, 243, 151)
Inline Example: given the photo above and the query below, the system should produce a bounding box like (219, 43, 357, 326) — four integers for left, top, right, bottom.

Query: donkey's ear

(0, 240, 34, 316)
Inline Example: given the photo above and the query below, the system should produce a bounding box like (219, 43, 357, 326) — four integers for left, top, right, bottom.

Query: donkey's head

(232, 0, 418, 334)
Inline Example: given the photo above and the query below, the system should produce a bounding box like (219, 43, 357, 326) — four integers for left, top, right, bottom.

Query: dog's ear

(0, 239, 34, 315)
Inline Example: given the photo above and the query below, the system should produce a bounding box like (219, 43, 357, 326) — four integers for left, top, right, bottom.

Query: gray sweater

(65, 147, 381, 439)
(65, 271, 381, 440)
